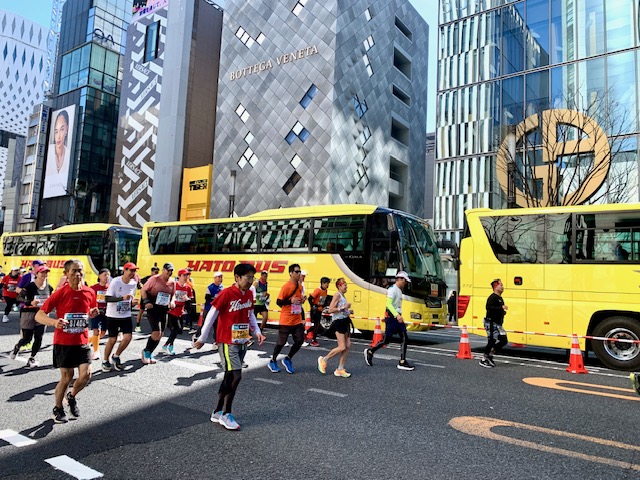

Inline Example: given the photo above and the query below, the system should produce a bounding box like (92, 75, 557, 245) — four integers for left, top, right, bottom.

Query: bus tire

(592, 316, 640, 371)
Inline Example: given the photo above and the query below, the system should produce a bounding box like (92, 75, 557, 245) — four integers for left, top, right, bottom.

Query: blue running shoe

(268, 360, 280, 373)
(281, 357, 294, 374)
(219, 413, 240, 430)
(210, 410, 223, 423)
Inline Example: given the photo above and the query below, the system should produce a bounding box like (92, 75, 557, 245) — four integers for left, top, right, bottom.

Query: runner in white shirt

(102, 262, 139, 372)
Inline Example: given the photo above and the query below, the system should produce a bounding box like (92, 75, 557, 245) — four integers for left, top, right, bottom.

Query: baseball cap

(123, 262, 138, 270)
(213, 271, 223, 277)
(35, 265, 50, 273)
(396, 271, 411, 282)
(300, 270, 307, 276)
(163, 262, 174, 271)
(261, 270, 268, 275)
(32, 259, 46, 267)
(178, 268, 190, 275)
(151, 266, 160, 271)
(10, 266, 19, 271)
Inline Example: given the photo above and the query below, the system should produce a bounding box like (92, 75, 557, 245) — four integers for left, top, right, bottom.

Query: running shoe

(486, 355, 496, 367)
(101, 361, 112, 372)
(242, 363, 248, 368)
(2, 315, 9, 323)
(479, 358, 494, 368)
(268, 359, 280, 373)
(148, 353, 157, 364)
(52, 406, 68, 424)
(19, 341, 32, 352)
(364, 348, 373, 366)
(9, 345, 19, 360)
(166, 345, 176, 355)
(27, 357, 39, 368)
(302, 341, 310, 347)
(318, 356, 327, 374)
(281, 357, 295, 374)
(112, 356, 124, 371)
(134, 325, 142, 333)
(142, 351, 155, 365)
(310, 340, 320, 347)
(91, 350, 100, 361)
(219, 413, 240, 430)
(210, 410, 223, 423)
(66, 392, 80, 417)
(397, 360, 415, 371)
(631, 372, 640, 395)
(334, 368, 352, 378)
(161, 345, 170, 355)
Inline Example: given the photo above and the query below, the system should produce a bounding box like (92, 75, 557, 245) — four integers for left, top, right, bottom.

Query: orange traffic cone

(197, 304, 205, 327)
(456, 325, 473, 359)
(566, 334, 588, 374)
(370, 317, 383, 347)
(304, 313, 314, 342)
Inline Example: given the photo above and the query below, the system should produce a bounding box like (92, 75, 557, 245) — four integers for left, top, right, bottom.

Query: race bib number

(63, 313, 89, 334)
(34, 295, 49, 301)
(256, 292, 266, 301)
(7, 285, 16, 292)
(116, 300, 131, 314)
(156, 292, 171, 307)
(231, 323, 250, 344)
(174, 290, 188, 303)
(96, 291, 107, 303)
(291, 303, 302, 314)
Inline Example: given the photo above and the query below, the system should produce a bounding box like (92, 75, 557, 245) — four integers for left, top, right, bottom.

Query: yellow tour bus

(0, 224, 142, 287)
(458, 203, 640, 370)
(137, 204, 449, 332)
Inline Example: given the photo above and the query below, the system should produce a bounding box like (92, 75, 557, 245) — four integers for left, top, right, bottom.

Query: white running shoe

(2, 315, 9, 323)
(27, 357, 39, 368)
(219, 413, 240, 430)
(210, 410, 222, 423)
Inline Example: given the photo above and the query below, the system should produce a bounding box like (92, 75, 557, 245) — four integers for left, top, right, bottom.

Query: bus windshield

(395, 214, 444, 281)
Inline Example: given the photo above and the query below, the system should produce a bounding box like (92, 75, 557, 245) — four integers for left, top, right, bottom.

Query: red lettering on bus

(271, 261, 287, 274)
(213, 260, 224, 271)
(186, 260, 201, 271)
(200, 260, 214, 272)
(222, 261, 235, 272)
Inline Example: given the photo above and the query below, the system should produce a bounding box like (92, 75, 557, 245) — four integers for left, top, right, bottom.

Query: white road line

(0, 429, 37, 447)
(168, 359, 217, 372)
(45, 455, 103, 479)
(413, 362, 446, 369)
(307, 388, 348, 398)
(254, 377, 283, 385)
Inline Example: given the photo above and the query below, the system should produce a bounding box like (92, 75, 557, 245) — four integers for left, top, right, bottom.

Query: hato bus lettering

(185, 259, 287, 273)
(20, 259, 69, 269)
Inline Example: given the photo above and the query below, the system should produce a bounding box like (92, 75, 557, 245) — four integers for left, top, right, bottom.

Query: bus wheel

(592, 316, 640, 371)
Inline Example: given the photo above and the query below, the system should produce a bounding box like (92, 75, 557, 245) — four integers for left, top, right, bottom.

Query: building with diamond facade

(211, 0, 429, 218)
(0, 11, 48, 232)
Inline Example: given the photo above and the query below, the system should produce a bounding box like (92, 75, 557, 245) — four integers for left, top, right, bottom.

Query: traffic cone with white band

(456, 325, 473, 359)
(304, 313, 314, 343)
(370, 317, 383, 347)
(566, 334, 588, 374)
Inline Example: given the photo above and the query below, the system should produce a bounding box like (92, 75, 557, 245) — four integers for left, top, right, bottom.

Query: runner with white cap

(364, 271, 415, 370)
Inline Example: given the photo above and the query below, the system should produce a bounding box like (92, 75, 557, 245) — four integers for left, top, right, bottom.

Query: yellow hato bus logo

(496, 109, 611, 207)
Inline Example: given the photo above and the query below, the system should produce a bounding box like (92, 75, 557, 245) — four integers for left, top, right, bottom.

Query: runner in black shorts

(140, 263, 176, 364)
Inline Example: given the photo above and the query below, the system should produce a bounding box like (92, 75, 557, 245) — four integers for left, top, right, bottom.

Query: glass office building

(435, 0, 640, 240)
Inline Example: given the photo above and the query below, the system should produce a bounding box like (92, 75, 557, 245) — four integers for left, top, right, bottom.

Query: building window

(363, 54, 373, 77)
(365, 7, 372, 21)
(392, 85, 411, 106)
(238, 146, 257, 169)
(282, 171, 301, 194)
(393, 47, 411, 79)
(256, 32, 266, 45)
(244, 132, 254, 144)
(292, 0, 307, 16)
(291, 154, 302, 169)
(235, 104, 250, 123)
(235, 26, 256, 48)
(395, 17, 413, 40)
(391, 117, 410, 146)
(300, 84, 318, 108)
(353, 95, 368, 118)
(355, 163, 369, 187)
(358, 126, 371, 144)
(144, 21, 160, 62)
(285, 121, 310, 144)
(363, 35, 375, 51)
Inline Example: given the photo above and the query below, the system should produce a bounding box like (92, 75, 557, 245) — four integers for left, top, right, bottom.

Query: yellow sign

(180, 165, 212, 221)
(496, 109, 611, 207)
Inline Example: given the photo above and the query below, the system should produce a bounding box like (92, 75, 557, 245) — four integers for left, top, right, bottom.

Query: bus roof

(1, 224, 141, 237)
(465, 203, 640, 218)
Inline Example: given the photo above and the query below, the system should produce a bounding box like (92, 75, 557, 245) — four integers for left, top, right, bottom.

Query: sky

(0, 0, 439, 131)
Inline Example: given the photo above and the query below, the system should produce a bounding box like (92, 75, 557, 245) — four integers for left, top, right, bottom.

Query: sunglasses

(293, 270, 301, 273)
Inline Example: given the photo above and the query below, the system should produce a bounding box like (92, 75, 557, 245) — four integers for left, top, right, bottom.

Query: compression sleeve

(386, 296, 399, 317)
(198, 306, 219, 344)
(248, 310, 261, 336)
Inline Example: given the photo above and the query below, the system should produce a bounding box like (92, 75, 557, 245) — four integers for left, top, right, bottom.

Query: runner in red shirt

(35, 259, 99, 424)
(162, 268, 193, 355)
(2, 267, 22, 323)
(194, 263, 265, 430)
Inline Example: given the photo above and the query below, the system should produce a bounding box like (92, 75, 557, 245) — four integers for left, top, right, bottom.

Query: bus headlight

(410, 313, 422, 320)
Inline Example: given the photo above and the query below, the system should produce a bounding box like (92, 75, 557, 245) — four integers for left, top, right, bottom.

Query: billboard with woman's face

(42, 105, 76, 199)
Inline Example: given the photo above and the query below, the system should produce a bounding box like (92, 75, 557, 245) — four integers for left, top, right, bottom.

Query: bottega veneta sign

(230, 45, 319, 81)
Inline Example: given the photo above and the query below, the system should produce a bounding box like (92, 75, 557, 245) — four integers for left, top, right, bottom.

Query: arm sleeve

(386, 295, 399, 317)
(198, 306, 219, 344)
(249, 310, 261, 336)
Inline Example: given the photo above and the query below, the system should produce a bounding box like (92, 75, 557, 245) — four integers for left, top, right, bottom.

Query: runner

(10, 265, 53, 368)
(140, 263, 176, 364)
(193, 263, 265, 430)
(364, 271, 415, 371)
(268, 264, 306, 374)
(162, 268, 193, 355)
(15, 259, 46, 296)
(307, 277, 330, 347)
(35, 259, 99, 423)
(253, 270, 270, 331)
(192, 272, 224, 343)
(135, 266, 159, 332)
(102, 262, 139, 371)
(89, 268, 110, 361)
(317, 278, 353, 377)
(2, 267, 22, 323)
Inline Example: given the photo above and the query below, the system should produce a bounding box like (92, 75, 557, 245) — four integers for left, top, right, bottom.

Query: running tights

(371, 331, 408, 361)
(15, 325, 45, 356)
(216, 370, 242, 414)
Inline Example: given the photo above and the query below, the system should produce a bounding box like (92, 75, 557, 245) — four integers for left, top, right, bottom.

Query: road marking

(449, 416, 640, 471)
(168, 359, 217, 372)
(254, 378, 283, 385)
(45, 455, 103, 479)
(523, 377, 640, 401)
(307, 388, 347, 398)
(0, 429, 37, 447)
(412, 362, 445, 369)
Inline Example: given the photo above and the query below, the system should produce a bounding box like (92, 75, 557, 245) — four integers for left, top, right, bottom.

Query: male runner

(35, 259, 99, 423)
(163, 268, 193, 355)
(140, 263, 175, 364)
(135, 266, 159, 332)
(253, 270, 270, 331)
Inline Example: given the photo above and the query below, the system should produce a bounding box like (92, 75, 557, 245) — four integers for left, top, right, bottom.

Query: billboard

(132, 0, 169, 23)
(42, 105, 76, 199)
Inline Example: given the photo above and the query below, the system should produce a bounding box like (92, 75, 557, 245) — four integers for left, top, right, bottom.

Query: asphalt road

(0, 311, 637, 479)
